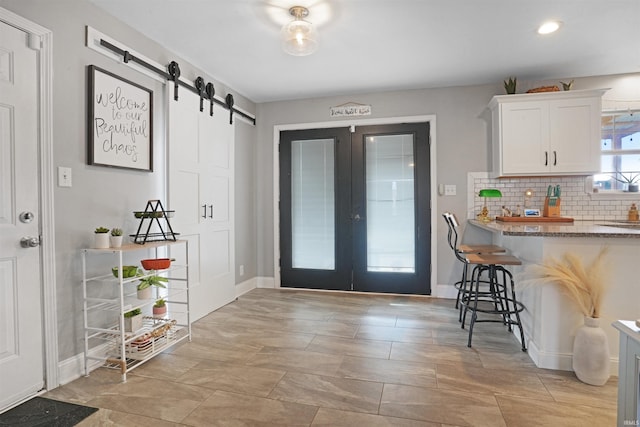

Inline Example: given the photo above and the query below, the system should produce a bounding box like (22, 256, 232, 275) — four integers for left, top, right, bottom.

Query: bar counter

(467, 218, 640, 375)
(469, 219, 640, 238)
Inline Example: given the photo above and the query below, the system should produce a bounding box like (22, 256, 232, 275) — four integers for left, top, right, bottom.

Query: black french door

(279, 123, 431, 294)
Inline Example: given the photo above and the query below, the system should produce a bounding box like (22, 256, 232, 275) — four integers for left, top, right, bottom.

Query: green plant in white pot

(152, 298, 167, 318)
(94, 226, 110, 249)
(123, 308, 142, 332)
(110, 228, 124, 248)
(136, 274, 167, 300)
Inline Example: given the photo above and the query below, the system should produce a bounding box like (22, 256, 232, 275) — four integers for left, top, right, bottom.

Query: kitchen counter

(469, 219, 640, 237)
(466, 218, 640, 375)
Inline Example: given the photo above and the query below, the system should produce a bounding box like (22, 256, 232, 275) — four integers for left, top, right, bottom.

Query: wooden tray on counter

(496, 216, 574, 223)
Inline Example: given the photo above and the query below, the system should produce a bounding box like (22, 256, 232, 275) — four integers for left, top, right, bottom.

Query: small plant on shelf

(138, 275, 168, 290)
(93, 226, 110, 249)
(136, 274, 168, 299)
(124, 308, 142, 318)
(109, 227, 124, 248)
(123, 308, 143, 332)
(153, 298, 167, 317)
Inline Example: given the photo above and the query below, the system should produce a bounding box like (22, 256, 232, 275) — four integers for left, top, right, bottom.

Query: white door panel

(171, 171, 200, 226)
(0, 20, 44, 411)
(0, 258, 17, 357)
(209, 230, 230, 277)
(168, 88, 235, 322)
(208, 176, 229, 223)
(0, 105, 13, 224)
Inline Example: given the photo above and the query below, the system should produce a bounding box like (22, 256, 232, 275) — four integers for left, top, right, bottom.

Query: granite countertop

(468, 219, 640, 238)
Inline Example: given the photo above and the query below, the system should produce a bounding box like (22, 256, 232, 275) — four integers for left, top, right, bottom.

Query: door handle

(544, 151, 548, 166)
(208, 205, 214, 218)
(20, 236, 40, 248)
(202, 204, 207, 219)
(553, 151, 557, 166)
(19, 211, 34, 223)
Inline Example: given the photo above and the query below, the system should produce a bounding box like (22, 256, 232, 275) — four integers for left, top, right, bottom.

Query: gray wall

(0, 0, 257, 361)
(255, 73, 640, 289)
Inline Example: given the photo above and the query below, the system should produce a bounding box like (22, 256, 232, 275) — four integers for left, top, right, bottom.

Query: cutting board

(496, 216, 574, 223)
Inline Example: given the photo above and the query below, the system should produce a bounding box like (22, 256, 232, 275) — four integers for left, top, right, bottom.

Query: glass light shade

(478, 189, 502, 198)
(537, 21, 562, 35)
(281, 18, 318, 56)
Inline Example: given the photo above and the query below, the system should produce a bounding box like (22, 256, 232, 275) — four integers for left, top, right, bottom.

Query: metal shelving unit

(81, 240, 190, 382)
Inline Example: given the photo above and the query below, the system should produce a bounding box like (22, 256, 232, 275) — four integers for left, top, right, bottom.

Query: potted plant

(123, 308, 143, 332)
(110, 228, 124, 248)
(153, 298, 167, 318)
(94, 226, 110, 249)
(503, 76, 517, 94)
(137, 274, 168, 299)
(611, 172, 640, 192)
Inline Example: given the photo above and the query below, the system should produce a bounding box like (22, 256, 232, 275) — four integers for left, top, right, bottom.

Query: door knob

(20, 236, 40, 248)
(19, 211, 34, 223)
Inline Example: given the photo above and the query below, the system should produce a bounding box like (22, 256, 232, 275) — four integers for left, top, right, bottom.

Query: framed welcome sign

(88, 65, 153, 171)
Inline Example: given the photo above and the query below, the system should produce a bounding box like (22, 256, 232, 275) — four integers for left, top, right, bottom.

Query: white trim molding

(0, 6, 58, 390)
(273, 115, 437, 294)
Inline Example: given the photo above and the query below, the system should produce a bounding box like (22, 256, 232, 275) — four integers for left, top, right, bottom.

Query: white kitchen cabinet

(489, 89, 607, 177)
(82, 240, 190, 382)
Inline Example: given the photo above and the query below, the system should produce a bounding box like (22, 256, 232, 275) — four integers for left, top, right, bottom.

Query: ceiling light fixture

(537, 21, 562, 35)
(281, 6, 318, 56)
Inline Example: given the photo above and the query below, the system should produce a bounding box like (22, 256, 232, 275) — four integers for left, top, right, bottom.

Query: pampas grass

(521, 247, 609, 318)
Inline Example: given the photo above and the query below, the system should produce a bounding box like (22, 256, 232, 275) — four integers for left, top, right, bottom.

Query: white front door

(168, 89, 235, 321)
(0, 21, 44, 411)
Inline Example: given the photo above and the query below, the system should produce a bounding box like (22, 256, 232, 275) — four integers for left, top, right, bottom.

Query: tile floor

(45, 288, 618, 426)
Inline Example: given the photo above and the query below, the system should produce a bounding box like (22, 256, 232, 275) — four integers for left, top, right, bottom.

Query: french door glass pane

(291, 139, 335, 270)
(365, 134, 415, 273)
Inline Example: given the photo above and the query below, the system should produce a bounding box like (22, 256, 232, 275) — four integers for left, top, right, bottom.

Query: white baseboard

(526, 339, 619, 376)
(235, 277, 258, 297)
(257, 276, 275, 289)
(432, 283, 457, 299)
(57, 343, 110, 386)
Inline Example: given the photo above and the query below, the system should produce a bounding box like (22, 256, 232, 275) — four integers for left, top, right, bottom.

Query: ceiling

(89, 0, 640, 104)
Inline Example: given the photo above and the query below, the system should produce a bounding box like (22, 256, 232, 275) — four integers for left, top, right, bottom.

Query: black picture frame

(88, 65, 153, 171)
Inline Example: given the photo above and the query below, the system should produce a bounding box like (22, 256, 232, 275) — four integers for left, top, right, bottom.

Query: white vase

(109, 235, 123, 248)
(94, 233, 109, 249)
(572, 316, 610, 386)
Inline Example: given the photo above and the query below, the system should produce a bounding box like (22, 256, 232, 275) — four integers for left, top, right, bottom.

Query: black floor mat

(0, 397, 98, 427)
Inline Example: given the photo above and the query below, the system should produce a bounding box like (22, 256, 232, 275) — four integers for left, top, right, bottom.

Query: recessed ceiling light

(538, 21, 562, 35)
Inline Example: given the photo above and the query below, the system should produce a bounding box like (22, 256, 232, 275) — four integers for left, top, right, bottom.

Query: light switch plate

(58, 167, 72, 187)
(444, 184, 456, 196)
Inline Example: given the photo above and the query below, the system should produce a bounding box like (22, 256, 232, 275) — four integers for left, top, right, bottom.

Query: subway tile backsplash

(472, 175, 637, 221)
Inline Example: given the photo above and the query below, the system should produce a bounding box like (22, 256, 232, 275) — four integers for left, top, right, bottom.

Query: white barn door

(168, 89, 235, 321)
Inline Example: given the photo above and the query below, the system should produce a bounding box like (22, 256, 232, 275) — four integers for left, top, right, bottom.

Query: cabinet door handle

(553, 151, 557, 166)
(544, 151, 548, 166)
(208, 205, 213, 218)
(202, 204, 207, 219)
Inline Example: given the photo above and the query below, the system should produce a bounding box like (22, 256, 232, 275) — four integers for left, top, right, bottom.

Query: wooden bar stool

(442, 213, 505, 317)
(461, 253, 527, 351)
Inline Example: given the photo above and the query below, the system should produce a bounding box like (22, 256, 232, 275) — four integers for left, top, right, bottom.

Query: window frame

(589, 109, 640, 198)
